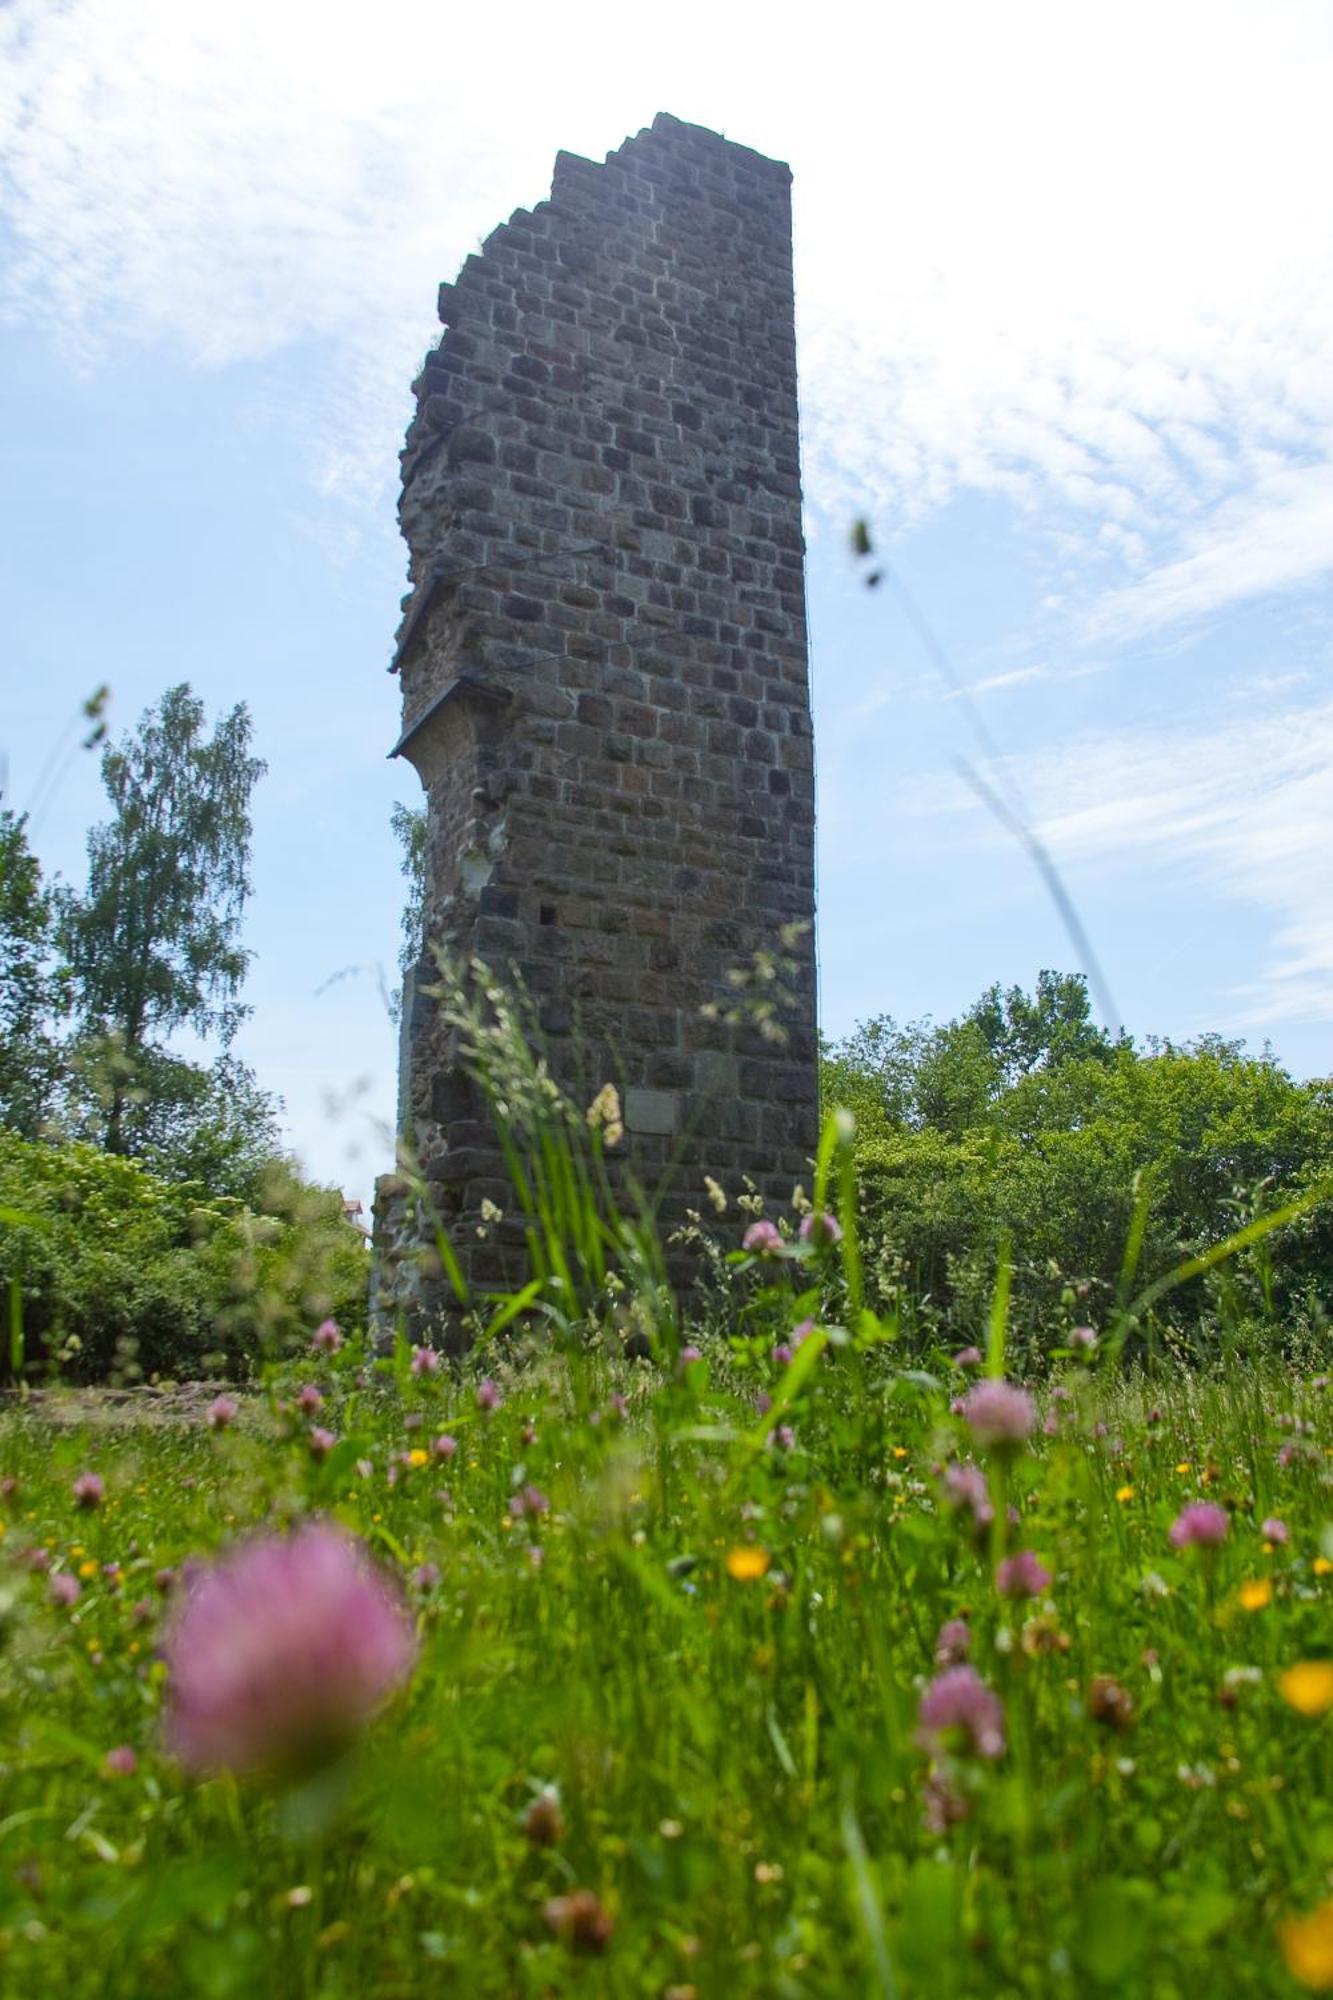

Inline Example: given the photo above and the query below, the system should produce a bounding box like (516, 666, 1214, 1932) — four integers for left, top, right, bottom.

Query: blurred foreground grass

(1, 1318, 1330, 1998)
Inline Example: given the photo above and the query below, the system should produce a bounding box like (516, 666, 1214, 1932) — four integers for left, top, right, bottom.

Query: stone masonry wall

(377, 112, 817, 1328)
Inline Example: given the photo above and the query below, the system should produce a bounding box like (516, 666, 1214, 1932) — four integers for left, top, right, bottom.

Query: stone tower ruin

(377, 112, 817, 1324)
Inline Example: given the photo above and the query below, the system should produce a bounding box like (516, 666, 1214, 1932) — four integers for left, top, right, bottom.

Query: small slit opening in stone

(539, 903, 557, 926)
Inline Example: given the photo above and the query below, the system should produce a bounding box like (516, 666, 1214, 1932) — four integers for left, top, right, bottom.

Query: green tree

(825, 975, 1333, 1358)
(965, 969, 1114, 1088)
(0, 806, 67, 1137)
(61, 685, 266, 1153)
(109, 1048, 284, 1204)
(390, 800, 427, 1001)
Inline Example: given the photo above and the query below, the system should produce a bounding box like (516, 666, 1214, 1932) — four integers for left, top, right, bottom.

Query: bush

(0, 1133, 368, 1382)
(828, 978, 1333, 1361)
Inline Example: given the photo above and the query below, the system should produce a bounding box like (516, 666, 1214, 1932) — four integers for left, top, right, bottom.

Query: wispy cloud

(1086, 465, 1333, 640)
(946, 665, 1051, 700)
(3, 0, 1332, 632)
(955, 692, 1333, 1028)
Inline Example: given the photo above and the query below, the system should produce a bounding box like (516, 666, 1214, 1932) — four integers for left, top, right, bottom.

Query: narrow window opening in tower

(539, 904, 557, 927)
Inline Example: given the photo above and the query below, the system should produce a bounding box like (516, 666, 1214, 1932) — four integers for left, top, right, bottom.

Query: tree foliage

(0, 807, 67, 1137)
(60, 685, 266, 1151)
(824, 973, 1333, 1358)
(0, 1131, 368, 1382)
(390, 800, 426, 991)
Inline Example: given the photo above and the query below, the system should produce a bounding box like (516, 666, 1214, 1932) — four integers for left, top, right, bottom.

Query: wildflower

(410, 1563, 440, 1593)
(1086, 1676, 1134, 1731)
(1238, 1577, 1273, 1612)
(961, 1380, 1035, 1452)
(953, 1346, 983, 1369)
(508, 1484, 550, 1520)
(922, 1770, 969, 1833)
(1315, 1557, 1333, 1578)
(703, 1176, 727, 1215)
(208, 1396, 238, 1431)
(1262, 1517, 1289, 1544)
(1169, 1502, 1229, 1550)
(475, 1379, 502, 1413)
(103, 1746, 138, 1778)
(523, 1790, 565, 1846)
(678, 1344, 702, 1370)
(742, 1218, 783, 1257)
(162, 1521, 416, 1778)
(1069, 1325, 1098, 1354)
(433, 1434, 458, 1460)
(308, 1428, 338, 1460)
(1279, 1662, 1333, 1718)
(312, 1319, 343, 1353)
(544, 1889, 614, 1954)
(1021, 1613, 1070, 1657)
(410, 1346, 441, 1378)
(49, 1573, 80, 1607)
(915, 1665, 1005, 1759)
(585, 1083, 623, 1147)
(772, 1341, 794, 1366)
(296, 1384, 323, 1415)
(72, 1472, 105, 1510)
(1115, 1485, 1135, 1504)
(1278, 1903, 1333, 1991)
(798, 1210, 842, 1249)
(934, 1617, 972, 1665)
(942, 1461, 994, 1529)
(767, 1425, 795, 1453)
(995, 1551, 1052, 1599)
(726, 1546, 770, 1582)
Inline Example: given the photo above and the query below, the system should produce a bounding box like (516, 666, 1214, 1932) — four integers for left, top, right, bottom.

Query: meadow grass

(0, 1302, 1330, 1997)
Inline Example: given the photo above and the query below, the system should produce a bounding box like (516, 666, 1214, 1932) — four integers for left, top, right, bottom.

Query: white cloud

(957, 692, 1333, 1026)
(946, 665, 1051, 699)
(3, 0, 1333, 630)
(1086, 464, 1333, 639)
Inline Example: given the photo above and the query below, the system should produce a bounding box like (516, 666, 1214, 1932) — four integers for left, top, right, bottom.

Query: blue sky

(3, 0, 1332, 1207)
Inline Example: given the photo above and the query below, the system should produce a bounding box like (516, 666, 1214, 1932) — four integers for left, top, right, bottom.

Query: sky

(3, 0, 1332, 1208)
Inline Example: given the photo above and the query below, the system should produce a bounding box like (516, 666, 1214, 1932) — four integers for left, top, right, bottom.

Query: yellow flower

(1238, 1578, 1272, 1612)
(726, 1546, 770, 1582)
(1279, 1662, 1333, 1718)
(78, 1560, 98, 1580)
(408, 1449, 430, 1469)
(1314, 1557, 1333, 1578)
(1175, 1462, 1192, 1475)
(892, 1447, 909, 1461)
(1279, 1903, 1333, 1991)
(1115, 1485, 1135, 1504)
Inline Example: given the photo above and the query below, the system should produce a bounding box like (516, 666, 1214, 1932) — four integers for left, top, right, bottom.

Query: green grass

(0, 1317, 1330, 1997)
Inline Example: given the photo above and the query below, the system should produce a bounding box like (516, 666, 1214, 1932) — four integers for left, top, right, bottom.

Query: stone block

(625, 1087, 681, 1137)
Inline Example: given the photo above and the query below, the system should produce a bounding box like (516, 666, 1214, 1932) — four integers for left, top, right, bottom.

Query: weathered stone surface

(375, 112, 818, 1329)
(624, 1087, 681, 1138)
